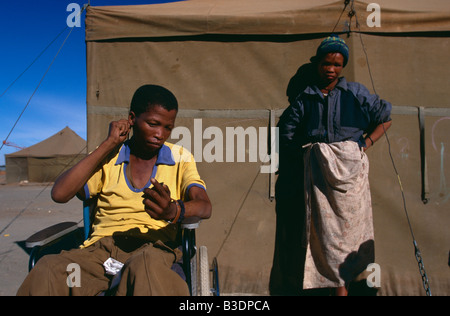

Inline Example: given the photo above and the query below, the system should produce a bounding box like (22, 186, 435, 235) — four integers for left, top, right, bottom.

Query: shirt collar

(115, 140, 176, 166)
(336, 77, 348, 90)
(303, 77, 348, 95)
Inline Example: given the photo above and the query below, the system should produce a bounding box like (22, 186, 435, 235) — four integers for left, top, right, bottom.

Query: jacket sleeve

(351, 83, 392, 128)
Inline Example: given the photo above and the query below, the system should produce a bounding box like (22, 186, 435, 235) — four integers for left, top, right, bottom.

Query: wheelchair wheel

(211, 257, 220, 296)
(198, 246, 211, 296)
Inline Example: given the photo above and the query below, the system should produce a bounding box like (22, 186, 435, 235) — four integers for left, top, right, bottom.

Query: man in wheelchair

(17, 85, 212, 296)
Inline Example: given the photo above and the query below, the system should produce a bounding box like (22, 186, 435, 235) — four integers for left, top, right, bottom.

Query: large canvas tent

(5, 127, 86, 184)
(85, 0, 450, 295)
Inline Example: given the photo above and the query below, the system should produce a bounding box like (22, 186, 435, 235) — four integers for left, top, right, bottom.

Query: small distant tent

(5, 127, 86, 184)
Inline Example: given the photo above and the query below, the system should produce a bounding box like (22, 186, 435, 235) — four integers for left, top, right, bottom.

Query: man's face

(130, 105, 177, 152)
(317, 52, 344, 85)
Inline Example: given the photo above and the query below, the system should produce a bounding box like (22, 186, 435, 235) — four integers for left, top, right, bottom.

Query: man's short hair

(130, 84, 178, 116)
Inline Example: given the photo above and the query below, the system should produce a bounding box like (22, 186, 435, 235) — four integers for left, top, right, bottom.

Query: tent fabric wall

(85, 0, 450, 295)
(5, 156, 28, 184)
(27, 156, 86, 183)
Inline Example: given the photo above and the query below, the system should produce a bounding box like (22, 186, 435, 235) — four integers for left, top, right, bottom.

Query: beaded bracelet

(167, 199, 181, 224)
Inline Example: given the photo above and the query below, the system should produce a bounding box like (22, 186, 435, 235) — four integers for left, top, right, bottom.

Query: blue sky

(0, 0, 181, 165)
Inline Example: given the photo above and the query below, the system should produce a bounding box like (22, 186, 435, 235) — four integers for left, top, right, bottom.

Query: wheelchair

(24, 198, 220, 296)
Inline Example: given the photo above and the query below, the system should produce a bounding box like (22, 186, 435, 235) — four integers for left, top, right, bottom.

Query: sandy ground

(0, 176, 82, 296)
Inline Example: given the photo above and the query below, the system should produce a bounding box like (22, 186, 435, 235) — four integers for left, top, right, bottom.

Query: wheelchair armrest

(180, 216, 201, 230)
(25, 222, 79, 248)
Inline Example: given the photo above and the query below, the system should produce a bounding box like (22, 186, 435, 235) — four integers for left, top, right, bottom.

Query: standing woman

(277, 35, 392, 295)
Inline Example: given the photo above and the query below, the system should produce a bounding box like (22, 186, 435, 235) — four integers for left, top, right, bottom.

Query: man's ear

(129, 111, 136, 126)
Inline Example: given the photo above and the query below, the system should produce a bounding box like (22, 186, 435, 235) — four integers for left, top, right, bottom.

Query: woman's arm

(51, 119, 130, 203)
(364, 120, 392, 151)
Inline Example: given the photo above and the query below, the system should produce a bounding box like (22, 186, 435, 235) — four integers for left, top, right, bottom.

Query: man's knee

(17, 254, 70, 296)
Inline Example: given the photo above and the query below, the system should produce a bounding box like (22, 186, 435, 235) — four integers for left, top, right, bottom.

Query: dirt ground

(0, 178, 82, 296)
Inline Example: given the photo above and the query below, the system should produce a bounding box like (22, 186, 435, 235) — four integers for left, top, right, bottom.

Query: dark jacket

(278, 77, 392, 149)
